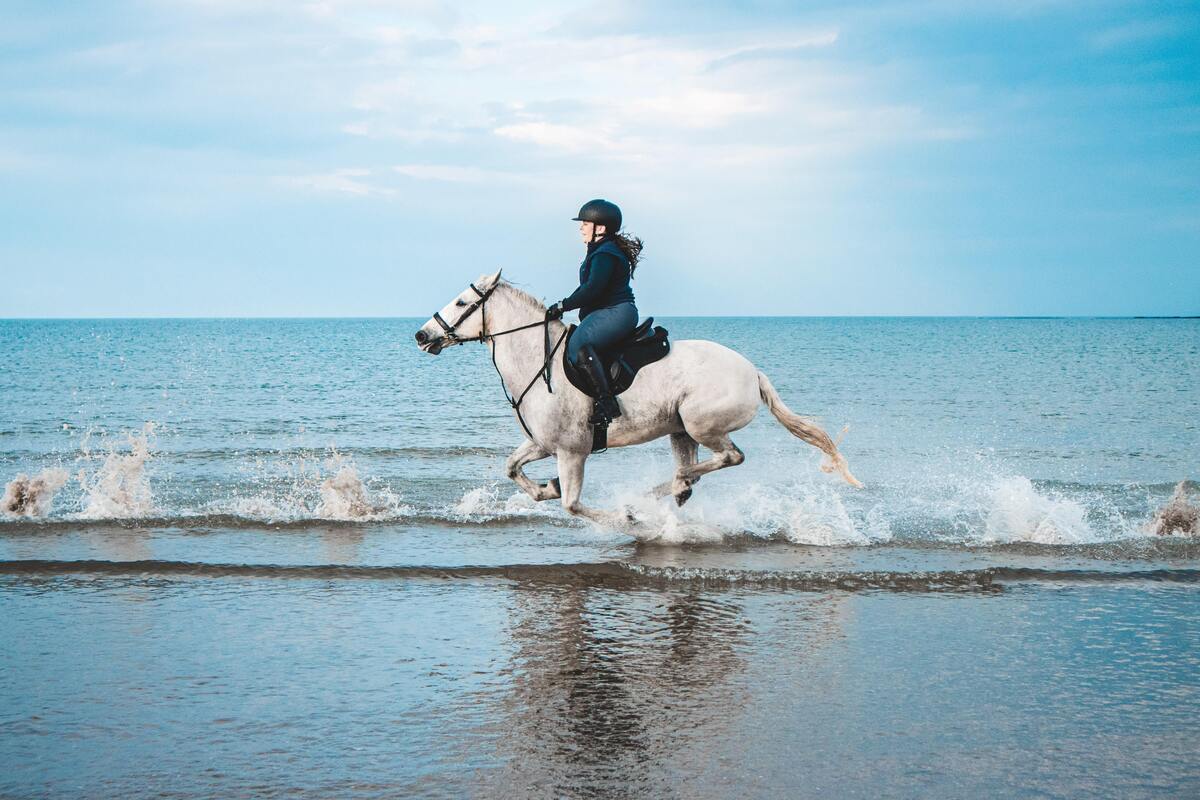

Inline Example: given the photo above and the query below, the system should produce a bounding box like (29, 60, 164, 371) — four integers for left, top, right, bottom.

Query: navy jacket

(560, 237, 636, 318)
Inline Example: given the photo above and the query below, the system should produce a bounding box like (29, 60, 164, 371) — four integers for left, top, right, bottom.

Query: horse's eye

(455, 299, 468, 307)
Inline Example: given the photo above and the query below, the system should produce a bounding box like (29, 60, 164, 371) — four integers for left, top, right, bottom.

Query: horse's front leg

(506, 439, 560, 501)
(557, 449, 631, 528)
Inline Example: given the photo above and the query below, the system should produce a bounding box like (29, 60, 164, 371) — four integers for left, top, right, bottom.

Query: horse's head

(414, 270, 503, 355)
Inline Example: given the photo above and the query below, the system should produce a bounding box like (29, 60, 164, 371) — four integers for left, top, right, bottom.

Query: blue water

(1, 317, 1196, 542)
(1, 317, 1198, 797)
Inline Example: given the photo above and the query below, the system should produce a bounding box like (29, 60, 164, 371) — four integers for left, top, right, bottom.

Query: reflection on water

(81, 526, 153, 562)
(0, 574, 1197, 799)
(319, 526, 364, 564)
(475, 584, 849, 799)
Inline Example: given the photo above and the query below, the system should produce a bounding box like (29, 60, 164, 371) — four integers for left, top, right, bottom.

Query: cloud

(627, 89, 768, 128)
(492, 122, 614, 152)
(280, 168, 395, 197)
(303, 0, 459, 29)
(4, 0, 1197, 316)
(392, 163, 528, 183)
(1088, 18, 1184, 51)
(2, 1, 980, 192)
(704, 31, 840, 71)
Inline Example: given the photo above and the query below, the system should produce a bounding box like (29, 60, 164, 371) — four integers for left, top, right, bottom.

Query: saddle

(562, 317, 671, 398)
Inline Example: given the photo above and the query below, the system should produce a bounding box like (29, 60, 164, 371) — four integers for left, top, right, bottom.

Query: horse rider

(546, 199, 644, 426)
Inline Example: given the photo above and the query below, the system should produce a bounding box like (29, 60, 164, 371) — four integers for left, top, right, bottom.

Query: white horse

(415, 271, 862, 529)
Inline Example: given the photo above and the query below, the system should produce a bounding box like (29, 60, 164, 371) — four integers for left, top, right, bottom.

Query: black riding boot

(578, 346, 622, 425)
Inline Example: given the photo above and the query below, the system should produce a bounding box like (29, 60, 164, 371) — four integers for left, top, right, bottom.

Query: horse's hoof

(674, 487, 693, 507)
(543, 478, 562, 500)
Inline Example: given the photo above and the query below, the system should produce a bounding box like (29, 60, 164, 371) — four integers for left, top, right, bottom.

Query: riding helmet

(572, 199, 622, 232)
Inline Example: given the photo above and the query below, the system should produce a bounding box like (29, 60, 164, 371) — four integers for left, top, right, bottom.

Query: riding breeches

(566, 302, 638, 365)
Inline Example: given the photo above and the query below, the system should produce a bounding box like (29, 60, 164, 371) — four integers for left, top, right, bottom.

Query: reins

(431, 283, 568, 441)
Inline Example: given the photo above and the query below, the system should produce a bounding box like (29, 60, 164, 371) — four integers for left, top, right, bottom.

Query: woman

(546, 199, 643, 425)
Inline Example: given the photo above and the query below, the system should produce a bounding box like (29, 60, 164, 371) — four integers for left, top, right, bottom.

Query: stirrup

(590, 420, 608, 454)
(589, 395, 621, 425)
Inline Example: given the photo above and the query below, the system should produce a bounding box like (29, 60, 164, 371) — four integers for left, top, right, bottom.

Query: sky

(1, 0, 1197, 317)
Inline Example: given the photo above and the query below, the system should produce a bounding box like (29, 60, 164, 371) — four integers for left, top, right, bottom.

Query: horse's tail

(757, 371, 863, 488)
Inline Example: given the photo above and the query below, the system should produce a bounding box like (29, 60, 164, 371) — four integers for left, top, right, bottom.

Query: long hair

(611, 232, 644, 277)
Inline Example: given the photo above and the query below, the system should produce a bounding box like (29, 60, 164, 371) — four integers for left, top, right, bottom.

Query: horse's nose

(415, 329, 428, 344)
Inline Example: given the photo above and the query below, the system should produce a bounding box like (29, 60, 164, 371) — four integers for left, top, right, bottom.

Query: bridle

(430, 282, 497, 345)
(426, 282, 569, 440)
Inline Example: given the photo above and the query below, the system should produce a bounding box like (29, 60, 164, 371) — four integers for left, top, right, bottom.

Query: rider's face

(578, 221, 605, 244)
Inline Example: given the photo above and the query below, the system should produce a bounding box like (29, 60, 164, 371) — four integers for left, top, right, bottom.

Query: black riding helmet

(572, 199, 621, 233)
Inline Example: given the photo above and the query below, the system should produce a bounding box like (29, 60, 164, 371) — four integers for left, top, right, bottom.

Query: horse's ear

(486, 269, 502, 289)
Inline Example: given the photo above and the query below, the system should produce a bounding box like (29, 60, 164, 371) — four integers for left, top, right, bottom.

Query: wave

(2, 424, 556, 525)
(1, 559, 1196, 592)
(0, 473, 1188, 548)
(3, 424, 1191, 547)
(0, 477, 567, 530)
(617, 481, 893, 546)
(144, 445, 508, 460)
(0, 509, 574, 533)
(0, 445, 508, 461)
(607, 473, 1174, 547)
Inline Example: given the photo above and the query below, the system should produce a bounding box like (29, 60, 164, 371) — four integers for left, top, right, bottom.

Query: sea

(1, 317, 1197, 798)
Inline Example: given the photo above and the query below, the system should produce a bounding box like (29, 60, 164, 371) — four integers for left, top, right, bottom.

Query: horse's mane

(498, 280, 547, 313)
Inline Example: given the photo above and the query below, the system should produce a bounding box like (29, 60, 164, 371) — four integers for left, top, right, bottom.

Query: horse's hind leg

(506, 439, 560, 501)
(653, 432, 700, 506)
(676, 432, 745, 486)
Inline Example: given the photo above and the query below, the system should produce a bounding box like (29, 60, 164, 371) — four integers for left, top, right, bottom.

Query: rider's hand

(546, 302, 564, 321)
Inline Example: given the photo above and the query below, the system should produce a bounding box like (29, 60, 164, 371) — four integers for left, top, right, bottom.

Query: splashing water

(77, 424, 156, 518)
(217, 449, 408, 522)
(316, 453, 376, 519)
(1150, 480, 1199, 536)
(982, 476, 1096, 545)
(0, 417, 1175, 546)
(451, 483, 548, 521)
(615, 481, 893, 546)
(615, 493, 727, 544)
(2, 468, 70, 517)
(747, 483, 890, 546)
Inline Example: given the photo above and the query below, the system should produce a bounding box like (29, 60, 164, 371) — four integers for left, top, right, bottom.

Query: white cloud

(705, 31, 840, 70)
(492, 122, 614, 152)
(281, 168, 395, 197)
(1088, 18, 1182, 51)
(392, 163, 527, 183)
(350, 78, 413, 112)
(628, 89, 768, 129)
(9, 1, 978, 195)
